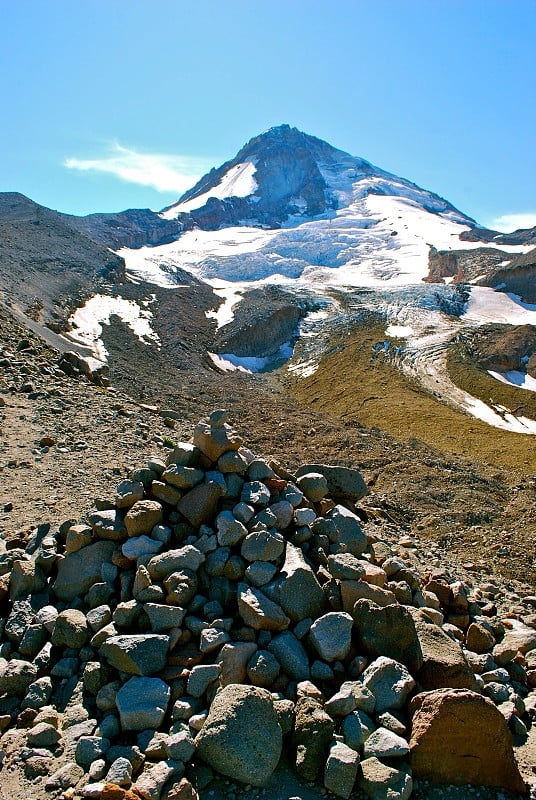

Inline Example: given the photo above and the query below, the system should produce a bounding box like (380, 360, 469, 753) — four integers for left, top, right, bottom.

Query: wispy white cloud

(489, 212, 536, 233)
(65, 143, 212, 193)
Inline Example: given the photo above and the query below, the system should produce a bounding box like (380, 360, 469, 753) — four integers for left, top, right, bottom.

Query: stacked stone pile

(0, 412, 534, 799)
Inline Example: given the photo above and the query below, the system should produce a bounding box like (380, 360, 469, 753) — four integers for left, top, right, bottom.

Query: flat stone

(238, 583, 290, 631)
(327, 553, 366, 581)
(363, 726, 409, 759)
(147, 546, 205, 581)
(309, 612, 353, 662)
(177, 482, 224, 527)
(89, 510, 127, 541)
(100, 634, 169, 675)
(359, 757, 413, 800)
(116, 676, 170, 731)
(122, 536, 163, 559)
(162, 464, 204, 490)
(411, 609, 479, 691)
(144, 603, 186, 632)
(53, 541, 116, 601)
(27, 722, 62, 748)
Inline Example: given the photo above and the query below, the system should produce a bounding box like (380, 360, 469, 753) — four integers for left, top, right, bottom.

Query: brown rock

(177, 482, 224, 527)
(340, 580, 397, 612)
(166, 777, 200, 800)
(124, 500, 163, 537)
(412, 610, 479, 691)
(238, 583, 290, 631)
(193, 421, 243, 462)
(410, 688, 527, 794)
(466, 622, 495, 654)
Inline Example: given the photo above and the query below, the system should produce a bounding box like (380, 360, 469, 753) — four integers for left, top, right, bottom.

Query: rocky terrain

(1, 302, 536, 800)
(1, 123, 536, 800)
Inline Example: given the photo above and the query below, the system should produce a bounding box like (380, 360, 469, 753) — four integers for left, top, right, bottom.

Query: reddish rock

(410, 688, 527, 794)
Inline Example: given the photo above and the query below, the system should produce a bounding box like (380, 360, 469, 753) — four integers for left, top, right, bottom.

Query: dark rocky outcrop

(213, 286, 307, 360)
(481, 247, 536, 302)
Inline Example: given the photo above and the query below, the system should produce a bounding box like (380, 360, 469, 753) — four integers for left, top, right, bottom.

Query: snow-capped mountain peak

(159, 124, 473, 231)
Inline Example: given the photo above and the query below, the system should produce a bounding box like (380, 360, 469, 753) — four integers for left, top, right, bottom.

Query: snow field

(65, 294, 160, 363)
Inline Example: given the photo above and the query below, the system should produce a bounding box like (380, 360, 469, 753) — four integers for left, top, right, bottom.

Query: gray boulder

(353, 599, 423, 673)
(277, 542, 326, 622)
(53, 540, 115, 601)
(325, 505, 367, 556)
(295, 463, 367, 500)
(359, 757, 413, 800)
(267, 630, 311, 681)
(100, 634, 169, 675)
(195, 684, 282, 786)
(309, 612, 353, 662)
(363, 726, 409, 759)
(324, 741, 360, 799)
(361, 657, 416, 712)
(116, 676, 170, 731)
(293, 695, 335, 781)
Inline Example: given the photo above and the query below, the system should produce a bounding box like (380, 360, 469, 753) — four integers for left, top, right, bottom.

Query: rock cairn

(0, 411, 534, 799)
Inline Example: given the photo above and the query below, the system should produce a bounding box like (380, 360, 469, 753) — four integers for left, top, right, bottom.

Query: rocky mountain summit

(1, 399, 536, 800)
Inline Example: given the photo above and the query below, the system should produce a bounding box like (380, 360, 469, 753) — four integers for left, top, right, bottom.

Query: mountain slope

(0, 192, 124, 327)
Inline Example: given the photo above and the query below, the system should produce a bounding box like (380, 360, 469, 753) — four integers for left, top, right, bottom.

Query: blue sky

(1, 0, 535, 230)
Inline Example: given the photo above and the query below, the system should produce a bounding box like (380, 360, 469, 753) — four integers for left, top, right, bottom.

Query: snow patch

(462, 397, 536, 435)
(66, 294, 160, 362)
(210, 342, 294, 374)
(462, 288, 536, 326)
(161, 161, 258, 218)
(205, 282, 244, 329)
(488, 370, 536, 393)
(386, 324, 414, 338)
